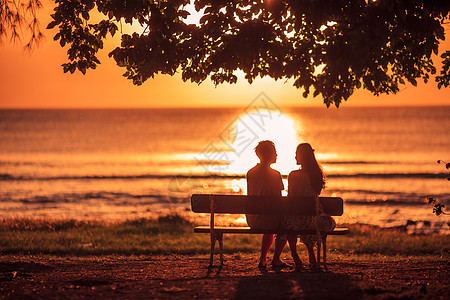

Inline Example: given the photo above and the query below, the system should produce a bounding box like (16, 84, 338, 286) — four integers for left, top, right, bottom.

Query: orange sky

(0, 2, 449, 109)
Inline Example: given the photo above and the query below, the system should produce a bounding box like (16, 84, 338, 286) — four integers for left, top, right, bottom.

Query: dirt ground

(0, 254, 449, 299)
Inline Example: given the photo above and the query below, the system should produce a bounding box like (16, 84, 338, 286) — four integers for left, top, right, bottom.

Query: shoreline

(1, 214, 449, 235)
(1, 193, 448, 233)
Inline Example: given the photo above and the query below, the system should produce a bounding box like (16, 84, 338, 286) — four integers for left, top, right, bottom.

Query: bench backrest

(191, 194, 344, 216)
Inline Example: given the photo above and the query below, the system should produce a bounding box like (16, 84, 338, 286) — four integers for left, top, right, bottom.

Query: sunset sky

(1, 2, 449, 109)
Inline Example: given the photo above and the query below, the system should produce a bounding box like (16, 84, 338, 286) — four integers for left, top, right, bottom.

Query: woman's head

(295, 143, 315, 166)
(254, 140, 277, 165)
(295, 143, 326, 193)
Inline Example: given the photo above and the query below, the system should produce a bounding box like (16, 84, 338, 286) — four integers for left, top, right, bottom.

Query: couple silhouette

(246, 140, 334, 269)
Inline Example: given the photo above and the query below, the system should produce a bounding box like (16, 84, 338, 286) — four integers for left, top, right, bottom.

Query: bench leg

(209, 234, 216, 267)
(209, 233, 224, 267)
(218, 233, 224, 266)
(322, 235, 328, 270)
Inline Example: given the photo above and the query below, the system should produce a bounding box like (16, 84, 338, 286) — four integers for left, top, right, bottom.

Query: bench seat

(194, 226, 350, 235)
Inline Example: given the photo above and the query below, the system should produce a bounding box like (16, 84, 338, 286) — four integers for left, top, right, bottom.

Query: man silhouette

(246, 140, 287, 268)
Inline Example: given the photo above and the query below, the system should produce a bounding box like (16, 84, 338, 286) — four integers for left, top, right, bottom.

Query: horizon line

(1, 104, 449, 110)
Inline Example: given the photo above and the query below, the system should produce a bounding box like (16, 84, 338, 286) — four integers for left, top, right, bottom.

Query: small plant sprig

(426, 197, 446, 216)
(437, 160, 450, 180)
(426, 160, 450, 228)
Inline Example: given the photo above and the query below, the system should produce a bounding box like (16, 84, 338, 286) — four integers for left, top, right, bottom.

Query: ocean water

(0, 105, 449, 232)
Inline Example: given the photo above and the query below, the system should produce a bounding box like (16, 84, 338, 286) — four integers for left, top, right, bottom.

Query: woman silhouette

(281, 143, 333, 269)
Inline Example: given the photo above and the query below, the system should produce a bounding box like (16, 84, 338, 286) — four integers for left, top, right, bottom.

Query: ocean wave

(11, 192, 174, 205)
(344, 199, 436, 206)
(321, 160, 387, 165)
(331, 188, 408, 196)
(0, 173, 17, 180)
(320, 160, 433, 165)
(0, 173, 246, 181)
(331, 188, 449, 198)
(327, 173, 449, 179)
(0, 161, 56, 167)
(1, 172, 448, 181)
(333, 189, 449, 204)
(5, 192, 445, 207)
(1, 188, 447, 207)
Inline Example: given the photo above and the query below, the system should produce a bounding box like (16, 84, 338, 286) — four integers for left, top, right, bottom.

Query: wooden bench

(191, 194, 349, 268)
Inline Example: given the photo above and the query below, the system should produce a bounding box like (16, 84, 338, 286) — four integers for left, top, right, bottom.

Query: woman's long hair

(296, 143, 326, 194)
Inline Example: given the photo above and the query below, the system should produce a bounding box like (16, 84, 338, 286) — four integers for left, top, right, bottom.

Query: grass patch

(328, 224, 450, 256)
(1, 216, 448, 258)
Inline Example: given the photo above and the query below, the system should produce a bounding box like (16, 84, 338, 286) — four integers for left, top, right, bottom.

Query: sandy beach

(1, 253, 449, 299)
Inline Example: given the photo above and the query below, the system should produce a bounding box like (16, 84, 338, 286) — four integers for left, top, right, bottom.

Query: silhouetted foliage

(0, 0, 43, 50)
(426, 196, 446, 216)
(426, 160, 449, 228)
(47, 1, 450, 106)
(437, 160, 450, 177)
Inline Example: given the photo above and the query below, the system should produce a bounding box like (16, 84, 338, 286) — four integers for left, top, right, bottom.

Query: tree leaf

(47, 21, 57, 29)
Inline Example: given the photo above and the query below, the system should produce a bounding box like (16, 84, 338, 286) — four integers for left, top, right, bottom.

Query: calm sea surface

(0, 106, 449, 232)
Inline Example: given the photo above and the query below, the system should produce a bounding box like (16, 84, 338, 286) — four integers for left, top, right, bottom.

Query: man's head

(254, 140, 277, 165)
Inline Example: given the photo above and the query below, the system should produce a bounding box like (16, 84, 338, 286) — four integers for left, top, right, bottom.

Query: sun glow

(224, 111, 301, 176)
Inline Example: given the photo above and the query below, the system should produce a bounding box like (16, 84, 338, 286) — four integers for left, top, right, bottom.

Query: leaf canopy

(48, 0, 450, 107)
